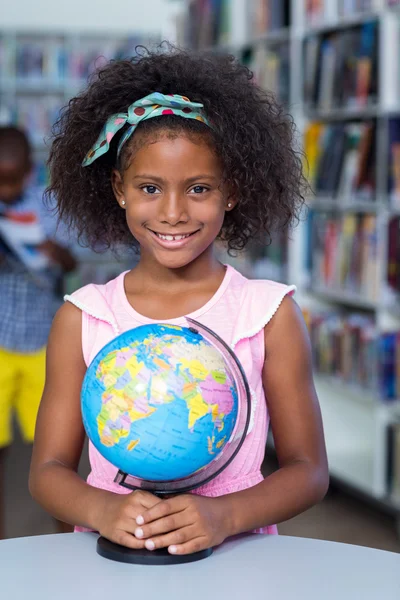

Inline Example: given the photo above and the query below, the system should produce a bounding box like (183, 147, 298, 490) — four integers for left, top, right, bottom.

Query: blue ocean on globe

(81, 323, 239, 481)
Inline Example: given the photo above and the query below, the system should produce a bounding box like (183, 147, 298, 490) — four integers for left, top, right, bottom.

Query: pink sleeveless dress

(65, 265, 295, 535)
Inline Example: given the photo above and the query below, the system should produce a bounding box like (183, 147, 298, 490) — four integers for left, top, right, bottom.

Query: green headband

(82, 92, 211, 167)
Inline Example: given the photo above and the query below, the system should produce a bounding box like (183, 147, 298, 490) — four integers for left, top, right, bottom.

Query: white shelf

(243, 28, 291, 47)
(308, 285, 378, 310)
(315, 375, 381, 498)
(305, 104, 380, 121)
(306, 11, 380, 35)
(309, 198, 379, 213)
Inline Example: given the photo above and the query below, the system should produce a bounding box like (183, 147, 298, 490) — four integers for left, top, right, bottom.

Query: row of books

(0, 36, 149, 82)
(386, 422, 400, 503)
(304, 117, 400, 209)
(304, 121, 375, 201)
(306, 0, 385, 23)
(307, 211, 378, 301)
(303, 21, 378, 112)
(388, 217, 400, 294)
(303, 309, 400, 400)
(179, 0, 230, 50)
(245, 0, 291, 39)
(338, 1, 383, 16)
(241, 43, 290, 106)
(388, 120, 400, 209)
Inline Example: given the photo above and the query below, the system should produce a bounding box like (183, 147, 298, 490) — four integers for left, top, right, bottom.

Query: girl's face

(112, 133, 236, 270)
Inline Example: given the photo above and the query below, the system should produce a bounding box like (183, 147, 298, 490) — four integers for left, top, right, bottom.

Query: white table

(1, 532, 399, 599)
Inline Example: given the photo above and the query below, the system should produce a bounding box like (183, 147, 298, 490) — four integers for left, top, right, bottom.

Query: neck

(131, 246, 224, 292)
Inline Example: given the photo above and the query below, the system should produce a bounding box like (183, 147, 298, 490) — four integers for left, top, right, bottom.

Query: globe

(81, 318, 251, 496)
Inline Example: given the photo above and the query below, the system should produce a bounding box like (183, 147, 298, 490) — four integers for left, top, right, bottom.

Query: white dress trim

(63, 295, 120, 335)
(231, 285, 296, 349)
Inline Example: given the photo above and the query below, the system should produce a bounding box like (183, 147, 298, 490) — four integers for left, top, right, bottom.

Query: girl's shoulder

(63, 270, 127, 330)
(228, 267, 296, 346)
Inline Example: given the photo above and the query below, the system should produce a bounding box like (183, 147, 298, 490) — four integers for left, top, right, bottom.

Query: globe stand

(96, 536, 213, 565)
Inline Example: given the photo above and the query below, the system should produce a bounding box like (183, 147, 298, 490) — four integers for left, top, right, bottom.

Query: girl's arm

(225, 294, 329, 532)
(133, 296, 329, 554)
(29, 303, 160, 547)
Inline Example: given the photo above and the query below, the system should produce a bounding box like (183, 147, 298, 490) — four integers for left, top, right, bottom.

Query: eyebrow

(132, 174, 218, 183)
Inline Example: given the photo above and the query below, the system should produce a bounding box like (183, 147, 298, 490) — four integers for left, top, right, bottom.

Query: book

(379, 334, 398, 400)
(303, 22, 378, 111)
(183, 0, 230, 50)
(387, 217, 400, 294)
(338, 1, 382, 17)
(303, 35, 322, 110)
(304, 120, 376, 201)
(386, 422, 400, 501)
(241, 42, 290, 106)
(0, 210, 50, 271)
(246, 0, 290, 38)
(305, 308, 400, 400)
(388, 119, 400, 209)
(306, 0, 327, 25)
(308, 211, 378, 300)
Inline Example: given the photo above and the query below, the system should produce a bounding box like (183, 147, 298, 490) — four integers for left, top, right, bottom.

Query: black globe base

(97, 536, 213, 565)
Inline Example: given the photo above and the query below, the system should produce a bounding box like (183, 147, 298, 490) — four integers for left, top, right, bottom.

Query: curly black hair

(47, 44, 306, 252)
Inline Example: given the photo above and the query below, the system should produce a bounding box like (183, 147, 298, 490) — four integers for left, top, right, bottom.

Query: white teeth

(155, 232, 191, 241)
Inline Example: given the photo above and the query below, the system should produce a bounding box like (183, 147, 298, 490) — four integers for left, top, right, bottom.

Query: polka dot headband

(82, 92, 211, 167)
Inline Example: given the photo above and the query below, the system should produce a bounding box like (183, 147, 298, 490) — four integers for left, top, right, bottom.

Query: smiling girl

(29, 46, 329, 556)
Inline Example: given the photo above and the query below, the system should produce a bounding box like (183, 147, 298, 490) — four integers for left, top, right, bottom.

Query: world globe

(81, 318, 251, 496)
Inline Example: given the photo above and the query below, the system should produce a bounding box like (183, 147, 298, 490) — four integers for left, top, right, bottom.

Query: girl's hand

(97, 490, 162, 549)
(133, 494, 231, 555)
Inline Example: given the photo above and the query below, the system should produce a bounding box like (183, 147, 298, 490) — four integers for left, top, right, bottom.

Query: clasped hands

(99, 490, 231, 555)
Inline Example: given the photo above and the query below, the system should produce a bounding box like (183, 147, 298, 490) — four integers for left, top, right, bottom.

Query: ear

(111, 169, 125, 207)
(225, 196, 238, 212)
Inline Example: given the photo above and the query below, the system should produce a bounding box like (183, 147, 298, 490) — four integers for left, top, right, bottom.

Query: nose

(158, 192, 189, 226)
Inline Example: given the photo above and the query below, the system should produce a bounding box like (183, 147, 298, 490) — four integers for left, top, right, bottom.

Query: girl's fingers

(111, 531, 146, 550)
(132, 490, 163, 510)
(134, 511, 192, 540)
(142, 525, 198, 552)
(168, 537, 209, 556)
(137, 496, 185, 525)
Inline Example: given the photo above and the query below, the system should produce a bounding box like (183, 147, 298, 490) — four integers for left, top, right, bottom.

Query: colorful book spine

(304, 309, 400, 400)
(303, 22, 378, 111)
(304, 121, 376, 201)
(308, 210, 379, 300)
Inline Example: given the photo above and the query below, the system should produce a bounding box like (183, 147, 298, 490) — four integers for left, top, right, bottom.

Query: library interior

(1, 0, 400, 577)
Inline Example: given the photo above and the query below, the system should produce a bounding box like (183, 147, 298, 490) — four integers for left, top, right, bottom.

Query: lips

(147, 228, 200, 249)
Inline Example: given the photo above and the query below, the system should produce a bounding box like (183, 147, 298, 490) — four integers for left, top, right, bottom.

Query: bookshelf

(177, 0, 400, 532)
(0, 31, 158, 184)
(0, 30, 157, 288)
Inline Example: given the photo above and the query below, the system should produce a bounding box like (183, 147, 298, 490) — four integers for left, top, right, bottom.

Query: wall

(0, 0, 180, 37)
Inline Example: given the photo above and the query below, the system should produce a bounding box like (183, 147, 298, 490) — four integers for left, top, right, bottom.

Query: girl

(29, 46, 329, 556)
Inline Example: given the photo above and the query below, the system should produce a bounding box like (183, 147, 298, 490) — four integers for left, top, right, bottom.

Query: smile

(148, 229, 200, 248)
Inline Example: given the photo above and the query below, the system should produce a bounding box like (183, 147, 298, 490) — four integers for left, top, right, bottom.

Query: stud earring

(121, 200, 126, 206)
(227, 202, 232, 208)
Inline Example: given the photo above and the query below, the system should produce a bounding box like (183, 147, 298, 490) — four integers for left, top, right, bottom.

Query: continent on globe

(81, 324, 239, 481)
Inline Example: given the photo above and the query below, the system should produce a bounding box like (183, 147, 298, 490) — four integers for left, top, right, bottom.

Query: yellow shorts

(0, 346, 46, 448)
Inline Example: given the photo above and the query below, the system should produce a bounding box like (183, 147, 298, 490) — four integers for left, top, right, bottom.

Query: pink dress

(65, 265, 296, 534)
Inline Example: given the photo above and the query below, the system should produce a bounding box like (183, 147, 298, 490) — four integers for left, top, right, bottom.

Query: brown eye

(142, 185, 159, 194)
(191, 186, 208, 194)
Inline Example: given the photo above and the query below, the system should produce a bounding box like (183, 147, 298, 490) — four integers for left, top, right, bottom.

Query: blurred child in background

(0, 126, 76, 539)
